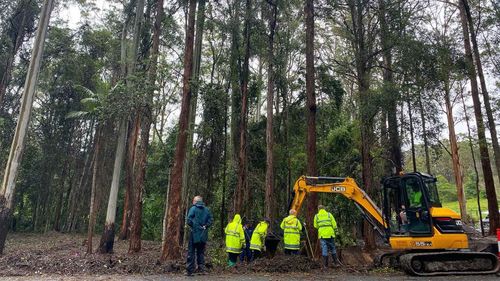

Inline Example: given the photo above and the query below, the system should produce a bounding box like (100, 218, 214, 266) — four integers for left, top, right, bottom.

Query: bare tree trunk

(120, 115, 139, 240)
(458, 0, 499, 234)
(265, 1, 277, 222)
(408, 100, 417, 172)
(444, 82, 467, 221)
(98, 120, 127, 253)
(461, 90, 484, 235)
(0, 0, 33, 107)
(161, 0, 197, 261)
(461, 0, 500, 186)
(0, 0, 54, 254)
(378, 0, 402, 173)
(418, 97, 431, 174)
(304, 0, 319, 253)
(87, 126, 102, 255)
(230, 0, 242, 170)
(234, 0, 251, 216)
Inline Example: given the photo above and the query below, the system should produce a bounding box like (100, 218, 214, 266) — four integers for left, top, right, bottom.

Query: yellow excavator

(290, 173, 499, 276)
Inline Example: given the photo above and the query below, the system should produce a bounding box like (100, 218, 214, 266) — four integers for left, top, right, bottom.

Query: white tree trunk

(1, 0, 54, 208)
(106, 120, 128, 224)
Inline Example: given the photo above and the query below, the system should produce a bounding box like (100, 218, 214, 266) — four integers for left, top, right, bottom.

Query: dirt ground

(1, 232, 498, 280)
(0, 232, 377, 277)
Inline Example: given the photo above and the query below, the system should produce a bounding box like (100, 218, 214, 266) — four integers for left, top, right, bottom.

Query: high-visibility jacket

(225, 214, 245, 253)
(313, 209, 337, 239)
(280, 215, 302, 250)
(250, 221, 268, 251)
(410, 191, 422, 207)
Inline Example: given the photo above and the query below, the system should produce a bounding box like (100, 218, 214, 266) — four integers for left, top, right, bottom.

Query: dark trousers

(251, 250, 261, 261)
(284, 249, 299, 255)
(228, 252, 239, 263)
(320, 237, 337, 256)
(240, 246, 252, 262)
(186, 238, 206, 274)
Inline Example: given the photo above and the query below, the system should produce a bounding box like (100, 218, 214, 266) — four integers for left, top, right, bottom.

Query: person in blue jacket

(186, 195, 213, 276)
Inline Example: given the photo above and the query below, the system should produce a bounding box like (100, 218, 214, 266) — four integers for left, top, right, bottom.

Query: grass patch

(442, 197, 488, 221)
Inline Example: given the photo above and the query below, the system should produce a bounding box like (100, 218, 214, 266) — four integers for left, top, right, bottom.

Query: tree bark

(265, 0, 277, 222)
(304, 0, 319, 252)
(0, 0, 34, 107)
(234, 0, 251, 216)
(378, 0, 402, 174)
(0, 0, 54, 255)
(161, 0, 197, 261)
(98, 120, 128, 253)
(418, 97, 431, 174)
(408, 100, 417, 172)
(461, 0, 500, 186)
(87, 126, 102, 255)
(444, 81, 467, 221)
(458, 0, 499, 234)
(230, 0, 242, 170)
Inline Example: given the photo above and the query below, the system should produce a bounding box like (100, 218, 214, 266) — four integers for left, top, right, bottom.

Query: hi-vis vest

(250, 221, 268, 251)
(313, 209, 337, 239)
(280, 215, 302, 250)
(225, 214, 245, 253)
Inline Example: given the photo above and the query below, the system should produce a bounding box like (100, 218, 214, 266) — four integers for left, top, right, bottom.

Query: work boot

(332, 253, 343, 266)
(322, 256, 329, 269)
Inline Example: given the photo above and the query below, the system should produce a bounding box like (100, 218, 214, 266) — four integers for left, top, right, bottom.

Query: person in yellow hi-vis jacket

(280, 209, 302, 254)
(314, 205, 342, 267)
(225, 214, 245, 266)
(249, 218, 270, 260)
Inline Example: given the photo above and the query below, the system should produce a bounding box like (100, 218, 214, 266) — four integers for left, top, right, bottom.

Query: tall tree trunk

(161, 0, 197, 261)
(304, 0, 319, 252)
(234, 0, 251, 216)
(98, 120, 128, 253)
(458, 0, 499, 234)
(461, 90, 484, 235)
(182, 0, 206, 244)
(408, 100, 417, 172)
(265, 1, 277, 222)
(378, 0, 402, 174)
(0, 0, 34, 107)
(230, 0, 242, 171)
(418, 97, 431, 174)
(125, 0, 146, 250)
(444, 81, 467, 221)
(120, 115, 139, 240)
(0, 0, 54, 255)
(461, 0, 500, 186)
(87, 126, 102, 255)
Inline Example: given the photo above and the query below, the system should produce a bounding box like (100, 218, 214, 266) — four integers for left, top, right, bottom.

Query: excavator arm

(290, 176, 388, 239)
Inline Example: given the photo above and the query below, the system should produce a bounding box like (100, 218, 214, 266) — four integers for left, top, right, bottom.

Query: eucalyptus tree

(0, 0, 54, 255)
(457, 0, 499, 234)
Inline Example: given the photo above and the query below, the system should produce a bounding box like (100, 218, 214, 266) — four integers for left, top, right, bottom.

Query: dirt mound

(245, 255, 321, 273)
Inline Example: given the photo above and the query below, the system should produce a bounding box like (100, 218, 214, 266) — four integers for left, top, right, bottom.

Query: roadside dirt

(0, 232, 376, 277)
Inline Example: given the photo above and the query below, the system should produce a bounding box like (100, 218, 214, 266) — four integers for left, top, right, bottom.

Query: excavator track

(400, 251, 500, 276)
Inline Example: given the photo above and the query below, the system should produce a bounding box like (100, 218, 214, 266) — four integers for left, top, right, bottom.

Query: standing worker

(185, 195, 213, 276)
(280, 209, 302, 255)
(225, 214, 245, 266)
(249, 218, 270, 260)
(314, 205, 341, 267)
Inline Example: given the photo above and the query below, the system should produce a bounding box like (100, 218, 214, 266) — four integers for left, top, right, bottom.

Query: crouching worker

(225, 214, 245, 266)
(280, 209, 302, 255)
(186, 196, 213, 276)
(314, 205, 342, 267)
(249, 218, 270, 260)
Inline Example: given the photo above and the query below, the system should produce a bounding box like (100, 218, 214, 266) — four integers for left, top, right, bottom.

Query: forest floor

(0, 233, 498, 280)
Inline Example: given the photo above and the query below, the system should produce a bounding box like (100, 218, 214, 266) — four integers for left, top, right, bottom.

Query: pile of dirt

(244, 255, 321, 273)
(0, 232, 183, 276)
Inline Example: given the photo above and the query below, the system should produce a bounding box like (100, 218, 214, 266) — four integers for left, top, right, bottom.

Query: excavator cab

(382, 172, 438, 237)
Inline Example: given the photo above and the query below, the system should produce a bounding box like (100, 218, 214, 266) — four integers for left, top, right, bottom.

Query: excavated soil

(0, 232, 375, 277)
